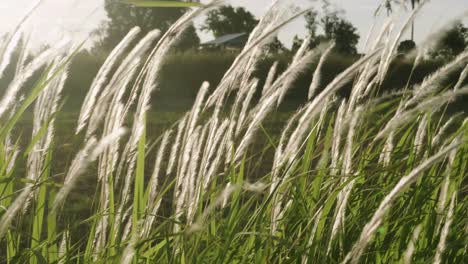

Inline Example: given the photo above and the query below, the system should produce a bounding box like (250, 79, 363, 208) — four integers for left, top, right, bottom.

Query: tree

(321, 14, 360, 54)
(397, 39, 416, 54)
(202, 6, 258, 37)
(304, 11, 360, 55)
(429, 22, 467, 60)
(266, 37, 287, 54)
(291, 35, 304, 54)
(96, 0, 200, 51)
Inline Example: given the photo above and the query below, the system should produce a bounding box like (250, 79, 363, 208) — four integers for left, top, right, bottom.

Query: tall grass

(0, 0, 467, 263)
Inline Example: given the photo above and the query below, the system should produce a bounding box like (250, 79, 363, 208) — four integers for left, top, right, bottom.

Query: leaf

(125, 0, 204, 7)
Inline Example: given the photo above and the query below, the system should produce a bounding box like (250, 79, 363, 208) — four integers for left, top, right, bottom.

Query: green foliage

(398, 39, 417, 54)
(304, 11, 360, 54)
(95, 0, 199, 51)
(429, 21, 467, 61)
(202, 6, 259, 37)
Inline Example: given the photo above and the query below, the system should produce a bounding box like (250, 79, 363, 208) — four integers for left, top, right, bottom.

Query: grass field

(0, 1, 467, 263)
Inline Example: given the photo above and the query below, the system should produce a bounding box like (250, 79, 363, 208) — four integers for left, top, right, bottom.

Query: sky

(0, 0, 467, 51)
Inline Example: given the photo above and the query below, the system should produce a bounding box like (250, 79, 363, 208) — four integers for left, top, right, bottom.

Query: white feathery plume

(376, 86, 468, 140)
(342, 138, 461, 264)
(58, 230, 69, 264)
(116, 41, 175, 213)
(362, 19, 377, 53)
(77, 27, 141, 133)
(283, 49, 381, 160)
(262, 61, 279, 97)
(281, 98, 331, 168)
(414, 114, 428, 156)
(53, 128, 127, 211)
(187, 183, 238, 234)
(86, 29, 161, 139)
(370, 18, 394, 52)
(378, 0, 428, 84)
(119, 207, 133, 243)
(407, 51, 468, 107)
(196, 117, 218, 170)
(257, 48, 319, 102)
(98, 102, 125, 183)
(206, 3, 315, 108)
(435, 149, 457, 235)
(121, 235, 138, 264)
(292, 35, 312, 64)
(454, 64, 468, 91)
(348, 59, 380, 113)
(331, 100, 347, 175)
(0, 31, 22, 79)
(0, 0, 42, 78)
(201, 119, 229, 189)
(243, 181, 268, 193)
(126, 1, 222, 120)
(204, 124, 230, 188)
(0, 187, 33, 239)
(148, 130, 172, 205)
(433, 193, 456, 264)
(271, 106, 307, 189)
(118, 29, 163, 119)
(0, 44, 67, 119)
(277, 49, 321, 106)
(24, 59, 69, 204)
(379, 131, 395, 166)
(1, 55, 62, 222)
(235, 49, 323, 162)
(187, 127, 208, 224)
(234, 89, 279, 162)
(172, 83, 209, 196)
(328, 107, 362, 253)
(167, 115, 188, 175)
(187, 82, 210, 138)
(236, 79, 259, 135)
(174, 127, 200, 221)
(85, 63, 139, 140)
(14, 33, 30, 77)
(235, 45, 264, 106)
(308, 42, 335, 99)
(141, 131, 172, 237)
(374, 86, 468, 141)
(431, 116, 459, 147)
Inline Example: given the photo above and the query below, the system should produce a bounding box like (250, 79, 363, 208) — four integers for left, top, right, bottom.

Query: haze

(0, 0, 466, 51)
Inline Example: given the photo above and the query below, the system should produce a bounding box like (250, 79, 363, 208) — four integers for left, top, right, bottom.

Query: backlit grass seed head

(0, 44, 66, 119)
(77, 27, 141, 134)
(309, 42, 335, 100)
(167, 115, 188, 175)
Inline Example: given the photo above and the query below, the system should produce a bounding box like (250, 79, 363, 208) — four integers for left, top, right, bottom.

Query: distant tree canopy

(429, 22, 467, 60)
(95, 0, 200, 51)
(397, 40, 416, 54)
(201, 6, 258, 38)
(202, 5, 285, 53)
(304, 11, 360, 55)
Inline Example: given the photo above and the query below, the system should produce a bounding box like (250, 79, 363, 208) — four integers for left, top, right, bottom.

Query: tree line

(95, 0, 466, 59)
